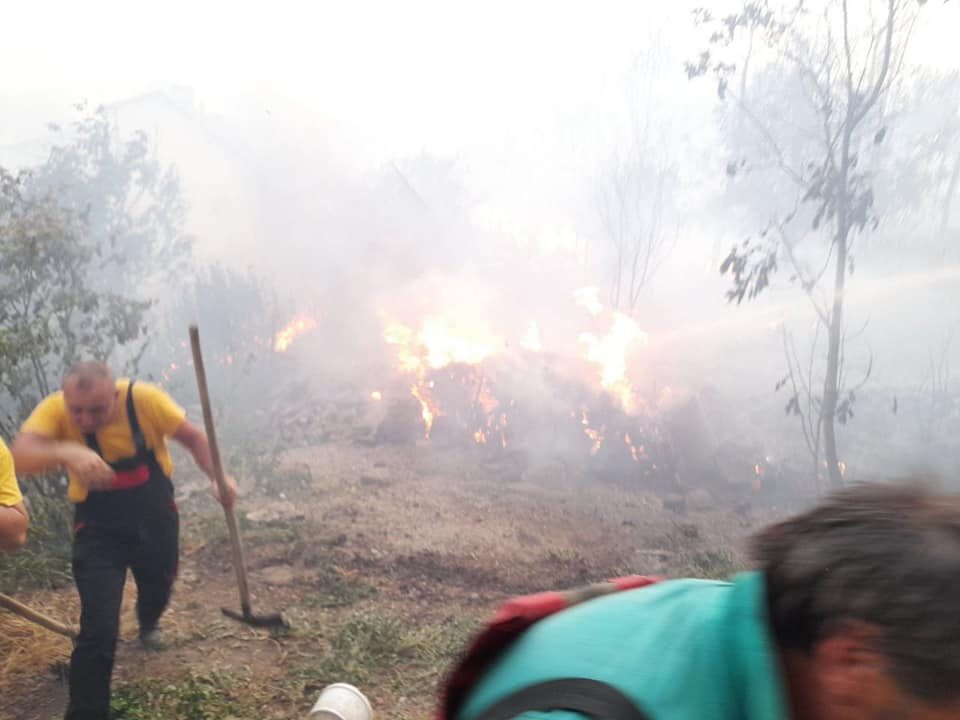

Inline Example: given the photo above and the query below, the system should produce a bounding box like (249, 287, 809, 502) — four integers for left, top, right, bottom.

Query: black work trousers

(65, 486, 178, 720)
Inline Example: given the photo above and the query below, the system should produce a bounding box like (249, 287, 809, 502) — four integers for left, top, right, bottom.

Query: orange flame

(578, 311, 647, 410)
(581, 409, 604, 455)
(275, 315, 317, 352)
(384, 318, 503, 371)
(380, 292, 649, 444)
(384, 317, 506, 439)
(411, 384, 436, 438)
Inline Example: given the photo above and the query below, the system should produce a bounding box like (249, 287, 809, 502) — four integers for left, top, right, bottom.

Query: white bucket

(308, 683, 374, 720)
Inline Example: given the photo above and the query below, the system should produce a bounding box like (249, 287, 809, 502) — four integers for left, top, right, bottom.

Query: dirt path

(2, 441, 784, 720)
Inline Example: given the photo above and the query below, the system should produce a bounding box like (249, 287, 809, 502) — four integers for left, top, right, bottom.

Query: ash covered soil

(4, 441, 795, 720)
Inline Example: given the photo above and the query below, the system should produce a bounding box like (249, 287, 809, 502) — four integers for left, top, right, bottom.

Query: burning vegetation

(245, 283, 785, 501)
(340, 289, 703, 494)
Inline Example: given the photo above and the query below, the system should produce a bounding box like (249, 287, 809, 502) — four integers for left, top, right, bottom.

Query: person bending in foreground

(12, 361, 237, 720)
(448, 482, 960, 720)
(0, 436, 28, 551)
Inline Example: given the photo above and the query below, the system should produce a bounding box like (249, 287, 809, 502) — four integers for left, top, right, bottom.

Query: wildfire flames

(157, 312, 318, 385)
(275, 314, 318, 352)
(579, 312, 647, 412)
(379, 288, 656, 471)
(383, 317, 506, 439)
(581, 410, 603, 456)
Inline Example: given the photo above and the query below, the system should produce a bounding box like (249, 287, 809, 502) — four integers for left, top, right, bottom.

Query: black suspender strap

(83, 431, 103, 455)
(474, 679, 651, 720)
(125, 380, 148, 456)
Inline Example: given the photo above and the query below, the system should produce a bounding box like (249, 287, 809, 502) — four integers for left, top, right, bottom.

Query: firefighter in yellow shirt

(12, 361, 237, 720)
(0, 437, 28, 551)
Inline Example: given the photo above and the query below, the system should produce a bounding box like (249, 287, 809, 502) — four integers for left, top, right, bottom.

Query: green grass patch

(285, 612, 478, 699)
(111, 671, 242, 720)
(303, 565, 377, 609)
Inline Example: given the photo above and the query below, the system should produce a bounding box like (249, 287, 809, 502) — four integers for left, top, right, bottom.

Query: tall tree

(597, 38, 681, 311)
(33, 104, 192, 296)
(688, 0, 929, 487)
(0, 168, 151, 434)
(0, 106, 191, 434)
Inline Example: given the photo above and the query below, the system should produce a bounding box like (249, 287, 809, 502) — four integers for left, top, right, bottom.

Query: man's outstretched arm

(172, 420, 238, 509)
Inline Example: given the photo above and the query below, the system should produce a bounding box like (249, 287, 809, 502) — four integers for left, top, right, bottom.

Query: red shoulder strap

(438, 575, 662, 720)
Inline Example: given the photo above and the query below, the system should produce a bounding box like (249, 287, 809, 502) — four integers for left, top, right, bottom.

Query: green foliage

(287, 612, 476, 696)
(0, 169, 152, 427)
(328, 613, 407, 675)
(140, 263, 296, 481)
(36, 104, 192, 291)
(111, 671, 241, 720)
(686, 0, 942, 487)
(0, 485, 73, 592)
(0, 106, 191, 437)
(146, 264, 286, 394)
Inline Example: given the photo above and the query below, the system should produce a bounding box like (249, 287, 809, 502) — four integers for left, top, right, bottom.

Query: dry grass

(1, 440, 780, 720)
(0, 576, 189, 695)
(0, 591, 75, 682)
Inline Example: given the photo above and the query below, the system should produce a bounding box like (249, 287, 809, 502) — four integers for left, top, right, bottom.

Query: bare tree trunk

(818, 0, 897, 490)
(821, 245, 847, 488)
(821, 125, 853, 489)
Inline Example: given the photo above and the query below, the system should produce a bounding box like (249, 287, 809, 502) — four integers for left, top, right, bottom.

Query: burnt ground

(1, 440, 794, 720)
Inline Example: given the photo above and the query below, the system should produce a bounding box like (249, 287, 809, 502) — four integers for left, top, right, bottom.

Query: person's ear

(813, 621, 894, 716)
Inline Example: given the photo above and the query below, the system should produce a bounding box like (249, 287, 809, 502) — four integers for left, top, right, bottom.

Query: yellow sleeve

(21, 393, 67, 438)
(136, 382, 187, 437)
(0, 438, 23, 507)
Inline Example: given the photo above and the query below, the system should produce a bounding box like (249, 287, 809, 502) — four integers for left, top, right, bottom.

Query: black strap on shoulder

(83, 432, 103, 456)
(474, 679, 650, 720)
(83, 380, 148, 460)
(125, 380, 147, 456)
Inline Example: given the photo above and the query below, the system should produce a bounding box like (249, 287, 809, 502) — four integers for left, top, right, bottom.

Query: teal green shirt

(458, 573, 788, 720)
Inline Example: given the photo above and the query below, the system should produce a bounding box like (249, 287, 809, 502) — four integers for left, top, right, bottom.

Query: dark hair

(753, 481, 960, 703)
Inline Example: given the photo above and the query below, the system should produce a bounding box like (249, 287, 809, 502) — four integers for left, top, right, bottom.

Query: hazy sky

(1, 2, 957, 467)
(3, 1, 956, 189)
(1, 1, 956, 263)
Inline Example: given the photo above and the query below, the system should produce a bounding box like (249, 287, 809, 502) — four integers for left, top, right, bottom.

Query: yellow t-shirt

(0, 437, 23, 507)
(21, 379, 187, 503)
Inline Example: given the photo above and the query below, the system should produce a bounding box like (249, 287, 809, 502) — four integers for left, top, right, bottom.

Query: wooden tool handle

(189, 325, 252, 616)
(0, 591, 78, 639)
